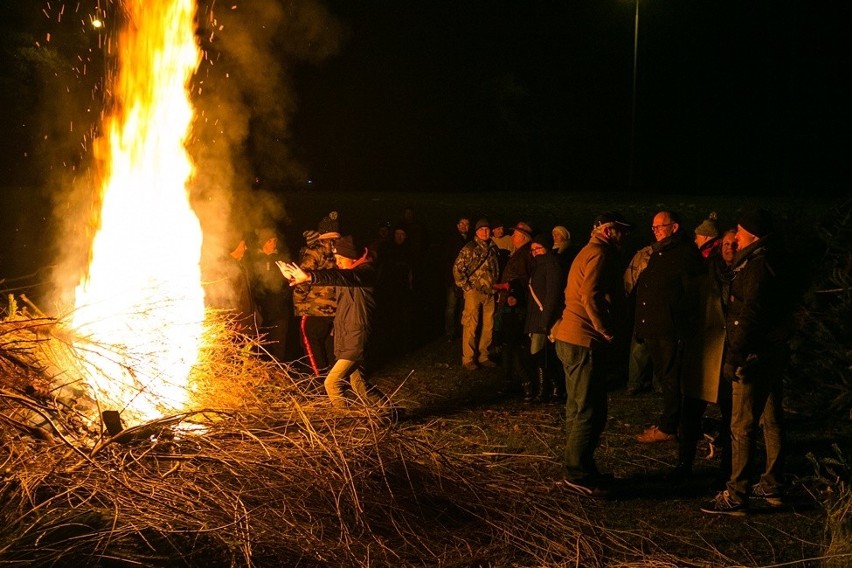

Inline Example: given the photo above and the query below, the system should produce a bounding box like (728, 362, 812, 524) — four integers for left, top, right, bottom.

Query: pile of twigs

(0, 300, 695, 567)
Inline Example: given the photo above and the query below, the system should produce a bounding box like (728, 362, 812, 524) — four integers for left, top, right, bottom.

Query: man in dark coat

(703, 209, 792, 516)
(494, 222, 535, 396)
(634, 211, 703, 443)
(250, 227, 292, 362)
(278, 236, 389, 410)
(525, 233, 564, 402)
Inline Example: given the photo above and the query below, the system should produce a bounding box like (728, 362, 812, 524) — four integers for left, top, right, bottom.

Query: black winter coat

(634, 231, 703, 340)
(525, 251, 564, 335)
(724, 236, 791, 367)
(310, 262, 377, 362)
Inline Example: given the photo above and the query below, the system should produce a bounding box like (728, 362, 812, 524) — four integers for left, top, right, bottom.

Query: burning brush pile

(0, 299, 691, 567)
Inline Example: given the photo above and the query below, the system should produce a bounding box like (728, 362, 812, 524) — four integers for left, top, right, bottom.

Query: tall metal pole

(628, 0, 639, 191)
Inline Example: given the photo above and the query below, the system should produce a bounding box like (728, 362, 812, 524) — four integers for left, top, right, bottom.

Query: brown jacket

(551, 233, 626, 348)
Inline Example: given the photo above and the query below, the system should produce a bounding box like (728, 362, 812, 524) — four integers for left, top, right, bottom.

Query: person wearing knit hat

(491, 218, 514, 258)
(702, 206, 790, 515)
(277, 236, 395, 413)
(551, 225, 577, 278)
(453, 219, 501, 370)
(317, 211, 342, 241)
(294, 228, 338, 376)
(333, 235, 362, 260)
(694, 212, 721, 259)
(737, 208, 774, 239)
(302, 230, 321, 248)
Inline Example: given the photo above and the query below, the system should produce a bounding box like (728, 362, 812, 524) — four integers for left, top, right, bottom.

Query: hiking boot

(636, 425, 676, 443)
(700, 490, 748, 516)
(478, 359, 498, 368)
(752, 483, 784, 507)
(462, 361, 478, 371)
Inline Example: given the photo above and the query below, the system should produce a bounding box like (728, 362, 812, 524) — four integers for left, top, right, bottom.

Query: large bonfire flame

(71, 0, 205, 426)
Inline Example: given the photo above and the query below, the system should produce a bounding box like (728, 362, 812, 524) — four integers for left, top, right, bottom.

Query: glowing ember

(71, 0, 205, 425)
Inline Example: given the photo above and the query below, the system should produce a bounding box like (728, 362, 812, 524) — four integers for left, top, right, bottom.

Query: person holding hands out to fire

(277, 236, 392, 412)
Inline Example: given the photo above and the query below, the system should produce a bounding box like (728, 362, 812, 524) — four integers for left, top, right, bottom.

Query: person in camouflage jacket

(293, 230, 338, 374)
(452, 218, 500, 369)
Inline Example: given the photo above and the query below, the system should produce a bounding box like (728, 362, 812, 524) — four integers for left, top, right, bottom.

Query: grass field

(1, 188, 848, 566)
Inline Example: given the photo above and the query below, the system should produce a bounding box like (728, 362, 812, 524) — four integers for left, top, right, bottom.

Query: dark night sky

(0, 0, 849, 196)
(290, 0, 851, 196)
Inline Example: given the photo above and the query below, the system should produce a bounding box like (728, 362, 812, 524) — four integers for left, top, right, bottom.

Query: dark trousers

(260, 317, 289, 362)
(556, 341, 608, 480)
(678, 382, 732, 478)
(300, 316, 335, 374)
(727, 350, 787, 502)
(643, 337, 682, 435)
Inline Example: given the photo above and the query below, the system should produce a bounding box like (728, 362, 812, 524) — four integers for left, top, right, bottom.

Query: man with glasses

(635, 211, 703, 443)
(552, 212, 632, 497)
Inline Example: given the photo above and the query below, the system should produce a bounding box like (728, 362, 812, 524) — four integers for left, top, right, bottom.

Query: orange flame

(72, 0, 205, 425)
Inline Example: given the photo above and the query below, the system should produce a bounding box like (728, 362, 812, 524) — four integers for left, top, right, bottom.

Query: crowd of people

(205, 204, 796, 517)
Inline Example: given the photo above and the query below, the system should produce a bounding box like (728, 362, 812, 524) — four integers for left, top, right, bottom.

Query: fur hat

(317, 211, 341, 240)
(334, 235, 360, 259)
(474, 218, 490, 230)
(737, 208, 774, 238)
(694, 212, 720, 238)
(302, 229, 321, 247)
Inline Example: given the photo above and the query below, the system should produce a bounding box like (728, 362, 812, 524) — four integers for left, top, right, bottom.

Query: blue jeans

(726, 350, 787, 502)
(556, 341, 608, 480)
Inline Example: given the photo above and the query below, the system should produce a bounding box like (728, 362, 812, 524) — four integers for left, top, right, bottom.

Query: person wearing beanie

(277, 236, 395, 413)
(453, 218, 501, 370)
(317, 211, 341, 241)
(293, 228, 338, 377)
(703, 208, 792, 515)
(736, 208, 774, 239)
(552, 225, 577, 278)
(694, 212, 721, 259)
(490, 219, 514, 264)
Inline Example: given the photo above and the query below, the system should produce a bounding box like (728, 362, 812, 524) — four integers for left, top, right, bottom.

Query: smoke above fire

(33, 0, 341, 306)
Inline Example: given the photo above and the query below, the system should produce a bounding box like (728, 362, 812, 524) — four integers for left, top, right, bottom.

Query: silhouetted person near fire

(250, 226, 292, 363)
(204, 232, 259, 337)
